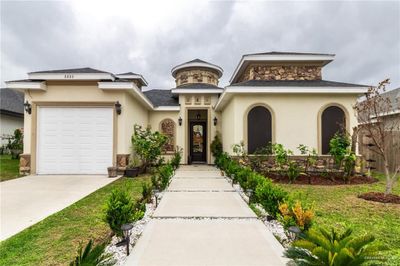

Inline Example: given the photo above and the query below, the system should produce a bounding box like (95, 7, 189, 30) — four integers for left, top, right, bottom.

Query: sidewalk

(126, 165, 287, 266)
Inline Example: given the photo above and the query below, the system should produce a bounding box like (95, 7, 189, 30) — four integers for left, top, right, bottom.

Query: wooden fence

(358, 131, 400, 173)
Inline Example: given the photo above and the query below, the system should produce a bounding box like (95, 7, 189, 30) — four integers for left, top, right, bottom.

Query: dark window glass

(321, 106, 346, 154)
(247, 106, 272, 154)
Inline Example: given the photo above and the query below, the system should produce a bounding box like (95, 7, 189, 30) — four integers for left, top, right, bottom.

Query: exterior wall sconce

(178, 116, 182, 126)
(24, 101, 32, 114)
(115, 101, 122, 115)
(213, 116, 218, 126)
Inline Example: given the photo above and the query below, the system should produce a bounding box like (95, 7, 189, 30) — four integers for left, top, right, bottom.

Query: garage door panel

(37, 107, 113, 174)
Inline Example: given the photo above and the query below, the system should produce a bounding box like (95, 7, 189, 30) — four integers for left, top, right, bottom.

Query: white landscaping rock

(105, 193, 163, 266)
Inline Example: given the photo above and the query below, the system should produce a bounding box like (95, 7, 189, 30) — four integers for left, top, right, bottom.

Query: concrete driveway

(0, 175, 117, 240)
(126, 166, 287, 266)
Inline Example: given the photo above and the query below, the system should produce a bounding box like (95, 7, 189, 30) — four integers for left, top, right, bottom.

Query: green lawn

(278, 173, 400, 265)
(0, 154, 21, 182)
(0, 176, 149, 266)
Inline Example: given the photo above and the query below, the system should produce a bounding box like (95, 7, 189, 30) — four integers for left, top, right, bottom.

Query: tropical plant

(287, 160, 301, 183)
(255, 180, 288, 218)
(297, 144, 318, 175)
(284, 227, 381, 266)
(278, 200, 314, 231)
(272, 143, 292, 169)
(170, 146, 182, 170)
(329, 133, 351, 167)
(104, 189, 135, 237)
(131, 125, 168, 169)
(342, 149, 356, 182)
(210, 132, 223, 158)
(69, 239, 115, 266)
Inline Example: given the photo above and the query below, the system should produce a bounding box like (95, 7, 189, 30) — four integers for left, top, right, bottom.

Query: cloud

(1, 1, 399, 90)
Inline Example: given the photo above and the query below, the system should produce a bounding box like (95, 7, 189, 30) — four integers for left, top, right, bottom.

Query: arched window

(247, 106, 272, 154)
(160, 119, 175, 153)
(321, 106, 346, 154)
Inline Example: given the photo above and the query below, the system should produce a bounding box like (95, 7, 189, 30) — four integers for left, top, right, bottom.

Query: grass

(278, 172, 400, 265)
(0, 154, 21, 182)
(0, 175, 150, 266)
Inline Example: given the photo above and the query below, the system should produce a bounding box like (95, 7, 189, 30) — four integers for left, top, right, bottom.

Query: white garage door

(37, 107, 113, 174)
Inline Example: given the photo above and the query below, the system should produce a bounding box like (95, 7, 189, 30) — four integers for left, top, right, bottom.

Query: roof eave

(5, 81, 47, 91)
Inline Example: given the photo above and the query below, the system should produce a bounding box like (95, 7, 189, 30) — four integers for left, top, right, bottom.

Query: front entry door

(190, 121, 207, 163)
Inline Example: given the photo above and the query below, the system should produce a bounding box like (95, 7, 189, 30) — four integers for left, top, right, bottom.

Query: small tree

(131, 125, 168, 169)
(355, 79, 400, 195)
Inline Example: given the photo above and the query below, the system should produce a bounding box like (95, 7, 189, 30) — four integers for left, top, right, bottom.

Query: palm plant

(70, 239, 115, 266)
(284, 227, 381, 266)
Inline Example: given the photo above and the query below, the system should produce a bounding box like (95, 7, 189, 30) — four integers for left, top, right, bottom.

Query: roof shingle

(143, 89, 179, 107)
(0, 88, 24, 115)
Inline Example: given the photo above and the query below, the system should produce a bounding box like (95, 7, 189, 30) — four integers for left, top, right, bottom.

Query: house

(6, 52, 369, 175)
(0, 88, 24, 146)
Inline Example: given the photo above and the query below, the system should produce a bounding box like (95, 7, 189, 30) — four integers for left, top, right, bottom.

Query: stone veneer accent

(117, 154, 130, 175)
(238, 64, 322, 82)
(175, 69, 219, 86)
(19, 154, 31, 175)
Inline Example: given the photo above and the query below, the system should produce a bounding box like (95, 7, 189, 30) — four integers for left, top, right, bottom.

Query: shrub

(152, 163, 174, 191)
(141, 182, 153, 203)
(278, 200, 314, 231)
(69, 239, 114, 266)
(329, 133, 351, 166)
(255, 180, 288, 218)
(272, 143, 292, 168)
(131, 125, 168, 169)
(235, 167, 253, 189)
(104, 189, 135, 237)
(232, 141, 246, 158)
(7, 128, 23, 159)
(284, 227, 381, 266)
(133, 202, 146, 221)
(170, 146, 182, 170)
(210, 132, 223, 158)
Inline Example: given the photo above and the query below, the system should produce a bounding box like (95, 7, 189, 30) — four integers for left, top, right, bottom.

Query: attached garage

(36, 107, 114, 174)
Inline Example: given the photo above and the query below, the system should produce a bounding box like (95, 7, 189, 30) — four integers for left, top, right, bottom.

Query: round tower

(171, 59, 223, 87)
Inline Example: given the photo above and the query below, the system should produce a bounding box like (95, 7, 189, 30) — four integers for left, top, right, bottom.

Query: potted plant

(107, 166, 118, 177)
(125, 156, 141, 177)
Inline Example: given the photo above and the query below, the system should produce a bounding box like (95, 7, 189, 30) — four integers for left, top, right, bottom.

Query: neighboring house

(0, 88, 24, 146)
(358, 87, 400, 172)
(6, 52, 369, 175)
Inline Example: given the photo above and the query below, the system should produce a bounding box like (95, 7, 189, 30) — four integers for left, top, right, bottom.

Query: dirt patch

(267, 173, 378, 185)
(358, 192, 400, 204)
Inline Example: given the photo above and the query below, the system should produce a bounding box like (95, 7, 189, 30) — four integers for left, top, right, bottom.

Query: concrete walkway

(126, 165, 287, 266)
(0, 175, 117, 240)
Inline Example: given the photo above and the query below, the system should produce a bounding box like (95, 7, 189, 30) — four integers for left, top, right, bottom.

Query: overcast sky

(1, 0, 399, 90)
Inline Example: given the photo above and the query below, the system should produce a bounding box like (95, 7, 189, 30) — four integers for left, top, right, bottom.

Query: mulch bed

(358, 192, 400, 204)
(267, 173, 378, 185)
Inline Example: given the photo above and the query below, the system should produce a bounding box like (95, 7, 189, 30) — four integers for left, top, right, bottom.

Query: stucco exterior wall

(23, 81, 149, 156)
(220, 93, 358, 155)
(121, 93, 149, 154)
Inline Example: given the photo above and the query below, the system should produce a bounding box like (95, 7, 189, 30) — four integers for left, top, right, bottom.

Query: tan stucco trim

(243, 103, 276, 152)
(317, 102, 350, 155)
(30, 101, 117, 174)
